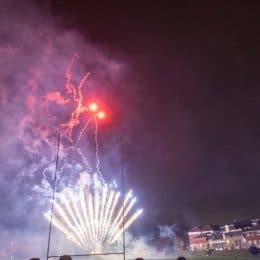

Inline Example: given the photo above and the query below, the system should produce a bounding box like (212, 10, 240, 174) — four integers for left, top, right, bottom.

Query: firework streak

(44, 174, 143, 252)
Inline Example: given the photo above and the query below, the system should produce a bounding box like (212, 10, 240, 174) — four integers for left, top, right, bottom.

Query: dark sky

(49, 1, 260, 229)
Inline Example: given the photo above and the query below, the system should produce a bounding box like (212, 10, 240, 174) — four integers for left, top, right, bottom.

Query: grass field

(127, 257, 258, 260)
(178, 249, 259, 260)
(138, 256, 258, 260)
(62, 250, 259, 260)
(136, 249, 259, 260)
(186, 256, 255, 260)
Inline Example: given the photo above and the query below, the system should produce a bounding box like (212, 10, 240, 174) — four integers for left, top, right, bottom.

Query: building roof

(201, 225, 214, 232)
(233, 219, 253, 230)
(202, 225, 220, 232)
(244, 224, 260, 232)
(188, 226, 201, 233)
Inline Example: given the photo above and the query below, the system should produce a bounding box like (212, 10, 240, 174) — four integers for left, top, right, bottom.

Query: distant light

(88, 102, 98, 113)
(97, 111, 106, 120)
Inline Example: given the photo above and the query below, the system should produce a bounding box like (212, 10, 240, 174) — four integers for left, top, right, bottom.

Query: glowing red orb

(97, 111, 106, 120)
(88, 102, 98, 112)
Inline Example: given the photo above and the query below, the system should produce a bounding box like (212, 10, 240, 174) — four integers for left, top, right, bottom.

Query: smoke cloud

(0, 2, 186, 260)
(0, 1, 125, 259)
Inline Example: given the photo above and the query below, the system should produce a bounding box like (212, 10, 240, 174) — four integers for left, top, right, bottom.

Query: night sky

(1, 1, 260, 257)
(49, 1, 260, 227)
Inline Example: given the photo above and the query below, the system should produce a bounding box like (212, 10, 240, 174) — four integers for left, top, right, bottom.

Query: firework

(42, 58, 143, 254)
(44, 174, 143, 253)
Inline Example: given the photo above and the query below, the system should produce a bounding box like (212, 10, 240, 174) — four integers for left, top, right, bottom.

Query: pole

(121, 128, 126, 260)
(46, 132, 61, 259)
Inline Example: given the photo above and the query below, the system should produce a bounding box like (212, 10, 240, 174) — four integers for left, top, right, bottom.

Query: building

(244, 225, 260, 248)
(187, 219, 260, 252)
(188, 226, 219, 251)
(201, 225, 215, 236)
(208, 231, 226, 251)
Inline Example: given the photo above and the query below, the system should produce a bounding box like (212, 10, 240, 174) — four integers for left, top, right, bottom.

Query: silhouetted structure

(177, 257, 186, 260)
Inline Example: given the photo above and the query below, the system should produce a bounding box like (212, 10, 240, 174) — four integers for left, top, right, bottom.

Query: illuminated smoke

(0, 2, 140, 258)
(41, 53, 143, 253)
(43, 55, 103, 175)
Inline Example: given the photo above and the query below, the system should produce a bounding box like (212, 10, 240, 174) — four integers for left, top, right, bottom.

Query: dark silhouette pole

(46, 123, 126, 259)
(46, 132, 61, 260)
(121, 128, 126, 260)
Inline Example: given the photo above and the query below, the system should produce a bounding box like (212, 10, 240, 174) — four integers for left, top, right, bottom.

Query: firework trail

(62, 70, 90, 142)
(62, 54, 90, 142)
(42, 58, 143, 253)
(94, 117, 101, 175)
(43, 55, 90, 143)
(0, 5, 134, 258)
(44, 55, 102, 172)
(75, 116, 94, 145)
(44, 174, 143, 253)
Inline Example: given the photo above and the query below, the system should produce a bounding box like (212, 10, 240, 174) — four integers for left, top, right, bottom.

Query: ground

(129, 249, 259, 260)
(179, 249, 257, 260)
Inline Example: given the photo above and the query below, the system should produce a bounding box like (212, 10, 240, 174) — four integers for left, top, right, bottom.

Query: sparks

(44, 174, 143, 253)
(42, 57, 143, 254)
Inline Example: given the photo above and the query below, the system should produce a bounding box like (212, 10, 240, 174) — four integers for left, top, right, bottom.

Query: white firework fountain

(44, 173, 143, 253)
